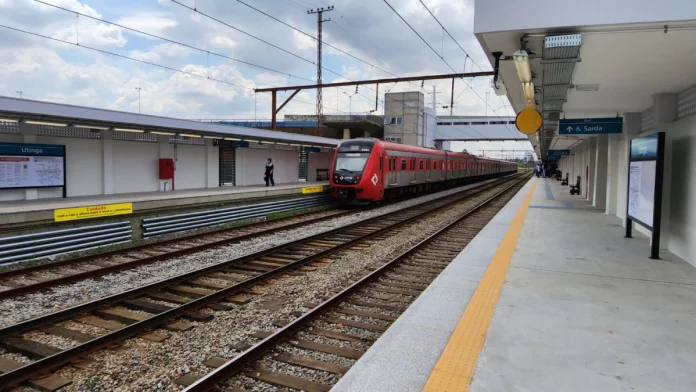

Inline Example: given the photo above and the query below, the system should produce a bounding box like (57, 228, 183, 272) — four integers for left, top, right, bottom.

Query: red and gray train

(330, 139, 517, 204)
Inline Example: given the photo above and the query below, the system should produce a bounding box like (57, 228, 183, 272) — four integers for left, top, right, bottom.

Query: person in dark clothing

(264, 158, 274, 187)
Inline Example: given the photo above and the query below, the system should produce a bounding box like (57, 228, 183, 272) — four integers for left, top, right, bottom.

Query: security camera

(492, 77, 507, 96)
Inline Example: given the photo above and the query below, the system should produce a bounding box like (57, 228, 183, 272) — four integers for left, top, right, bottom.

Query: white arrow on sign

(566, 126, 573, 132)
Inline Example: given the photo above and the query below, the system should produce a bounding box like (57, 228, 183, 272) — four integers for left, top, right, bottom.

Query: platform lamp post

(343, 91, 357, 117)
(135, 87, 142, 114)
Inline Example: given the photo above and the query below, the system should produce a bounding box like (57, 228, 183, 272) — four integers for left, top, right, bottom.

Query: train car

(330, 138, 517, 204)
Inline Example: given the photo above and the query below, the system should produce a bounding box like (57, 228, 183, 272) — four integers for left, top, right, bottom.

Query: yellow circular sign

(515, 108, 543, 135)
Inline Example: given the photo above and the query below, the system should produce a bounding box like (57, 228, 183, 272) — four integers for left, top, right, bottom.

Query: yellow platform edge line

(422, 178, 537, 392)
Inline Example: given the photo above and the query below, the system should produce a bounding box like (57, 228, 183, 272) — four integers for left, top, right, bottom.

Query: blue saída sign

(559, 117, 623, 135)
(547, 149, 570, 157)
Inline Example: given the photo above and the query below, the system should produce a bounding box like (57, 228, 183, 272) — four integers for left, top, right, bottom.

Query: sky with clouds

(0, 0, 531, 156)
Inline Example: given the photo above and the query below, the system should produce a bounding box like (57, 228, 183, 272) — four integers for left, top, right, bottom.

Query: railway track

(183, 174, 530, 392)
(0, 208, 350, 300)
(0, 174, 526, 389)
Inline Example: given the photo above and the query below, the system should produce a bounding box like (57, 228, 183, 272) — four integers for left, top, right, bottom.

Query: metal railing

(141, 195, 332, 238)
(0, 222, 133, 265)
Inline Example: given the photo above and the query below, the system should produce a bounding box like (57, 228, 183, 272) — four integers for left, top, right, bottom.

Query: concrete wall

(663, 114, 696, 262)
(569, 109, 696, 265)
(234, 147, 300, 186)
(175, 144, 207, 190)
(0, 132, 221, 200)
(307, 152, 333, 182)
(113, 140, 159, 194)
(474, 0, 696, 33)
(384, 92, 425, 146)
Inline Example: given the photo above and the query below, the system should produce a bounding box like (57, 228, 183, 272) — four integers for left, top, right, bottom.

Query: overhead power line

(417, 0, 486, 72)
(32, 0, 315, 83)
(382, 0, 518, 138)
(170, 0, 352, 83)
(236, 0, 401, 80)
(0, 23, 251, 89)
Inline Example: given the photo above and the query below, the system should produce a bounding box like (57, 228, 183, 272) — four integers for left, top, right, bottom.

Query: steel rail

(0, 175, 522, 388)
(0, 208, 349, 300)
(184, 174, 531, 391)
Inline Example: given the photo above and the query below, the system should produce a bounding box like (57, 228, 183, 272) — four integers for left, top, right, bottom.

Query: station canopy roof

(0, 96, 339, 147)
(474, 6, 696, 158)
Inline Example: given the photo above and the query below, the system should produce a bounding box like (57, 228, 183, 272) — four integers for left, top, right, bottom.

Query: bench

(561, 173, 569, 186)
(569, 176, 581, 195)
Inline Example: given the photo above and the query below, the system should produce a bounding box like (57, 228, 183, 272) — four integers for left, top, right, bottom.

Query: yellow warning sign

(301, 186, 325, 194)
(54, 203, 133, 222)
(515, 107, 543, 135)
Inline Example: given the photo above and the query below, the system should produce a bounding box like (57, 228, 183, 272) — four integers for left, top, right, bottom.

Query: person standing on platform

(265, 158, 275, 187)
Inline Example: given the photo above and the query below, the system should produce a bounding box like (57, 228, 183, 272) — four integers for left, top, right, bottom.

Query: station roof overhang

(0, 96, 340, 147)
(475, 20, 696, 158)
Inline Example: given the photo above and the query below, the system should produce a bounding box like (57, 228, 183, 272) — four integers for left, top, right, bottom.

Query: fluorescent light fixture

(74, 124, 109, 130)
(203, 135, 219, 139)
(224, 137, 242, 141)
(523, 82, 535, 100)
(0, 118, 19, 123)
(513, 50, 532, 83)
(260, 140, 275, 144)
(150, 131, 174, 136)
(276, 142, 289, 145)
(25, 120, 67, 127)
(179, 133, 201, 138)
(290, 143, 302, 146)
(114, 128, 144, 133)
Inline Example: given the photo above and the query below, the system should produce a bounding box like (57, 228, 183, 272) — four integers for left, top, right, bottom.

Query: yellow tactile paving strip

(422, 179, 537, 392)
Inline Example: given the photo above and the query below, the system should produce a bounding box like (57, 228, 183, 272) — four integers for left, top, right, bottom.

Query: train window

(419, 160, 424, 170)
(401, 158, 406, 171)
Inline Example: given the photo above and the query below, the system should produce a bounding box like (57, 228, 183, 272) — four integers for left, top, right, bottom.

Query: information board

(0, 155, 65, 188)
(628, 160, 656, 228)
(624, 132, 664, 259)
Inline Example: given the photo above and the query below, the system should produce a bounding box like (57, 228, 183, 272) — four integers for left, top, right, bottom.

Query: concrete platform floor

(0, 182, 328, 214)
(332, 178, 696, 392)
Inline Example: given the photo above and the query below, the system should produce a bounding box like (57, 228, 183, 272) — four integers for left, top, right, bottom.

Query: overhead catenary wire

(0, 23, 252, 90)
(31, 0, 315, 83)
(382, 0, 519, 139)
(169, 0, 356, 84)
(417, 0, 486, 72)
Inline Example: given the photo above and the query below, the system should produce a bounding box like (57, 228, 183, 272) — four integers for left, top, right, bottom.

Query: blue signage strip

(0, 142, 65, 156)
(307, 147, 322, 153)
(559, 117, 623, 135)
(547, 149, 570, 156)
(630, 133, 659, 160)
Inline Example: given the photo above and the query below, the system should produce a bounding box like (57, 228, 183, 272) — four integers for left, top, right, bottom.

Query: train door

(389, 157, 397, 185)
(411, 158, 416, 183)
(426, 159, 431, 181)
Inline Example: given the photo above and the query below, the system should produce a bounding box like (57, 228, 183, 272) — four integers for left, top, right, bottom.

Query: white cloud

(292, 30, 316, 51)
(213, 36, 237, 50)
(129, 43, 193, 64)
(0, 0, 516, 129)
(114, 13, 178, 37)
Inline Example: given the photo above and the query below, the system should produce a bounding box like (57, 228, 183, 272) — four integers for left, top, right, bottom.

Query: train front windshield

(335, 153, 370, 172)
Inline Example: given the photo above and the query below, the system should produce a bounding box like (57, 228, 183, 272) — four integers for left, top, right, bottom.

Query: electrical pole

(16, 91, 22, 98)
(307, 6, 333, 136)
(135, 87, 142, 114)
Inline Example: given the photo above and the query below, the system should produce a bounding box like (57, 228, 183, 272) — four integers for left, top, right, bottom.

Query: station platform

(333, 177, 696, 392)
(0, 182, 328, 227)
